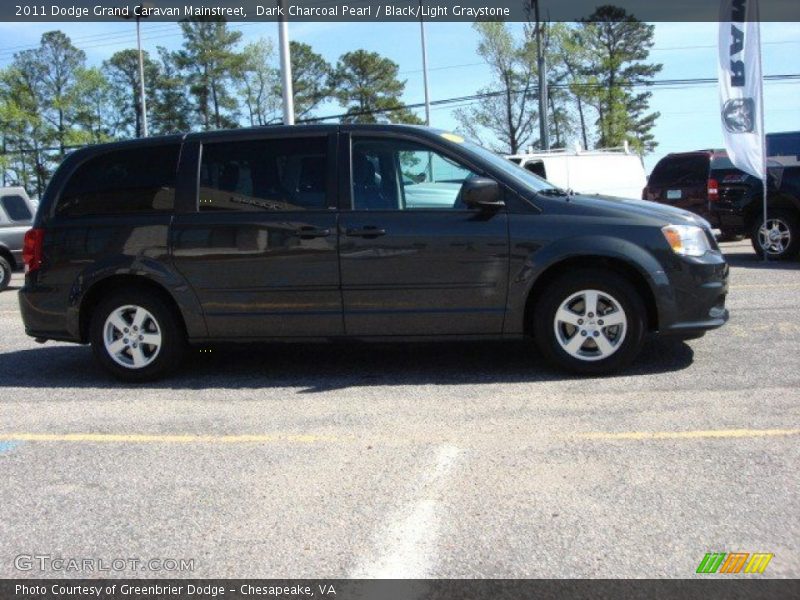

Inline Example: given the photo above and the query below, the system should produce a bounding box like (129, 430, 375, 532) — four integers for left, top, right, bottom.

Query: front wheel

(90, 289, 186, 382)
(751, 209, 800, 260)
(533, 270, 646, 375)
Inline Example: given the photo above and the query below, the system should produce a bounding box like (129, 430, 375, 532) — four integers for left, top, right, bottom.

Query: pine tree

(330, 50, 421, 124)
(175, 18, 244, 130)
(575, 6, 662, 152)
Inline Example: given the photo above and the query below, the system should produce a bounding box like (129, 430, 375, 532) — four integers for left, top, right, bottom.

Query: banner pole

(755, 16, 768, 262)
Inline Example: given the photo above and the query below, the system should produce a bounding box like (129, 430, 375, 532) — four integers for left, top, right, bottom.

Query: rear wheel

(533, 270, 647, 375)
(751, 209, 800, 260)
(0, 256, 11, 291)
(90, 289, 186, 382)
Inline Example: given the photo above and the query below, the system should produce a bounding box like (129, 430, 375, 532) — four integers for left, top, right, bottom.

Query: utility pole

(277, 0, 295, 125)
(120, 4, 151, 137)
(135, 10, 148, 137)
(533, 0, 549, 150)
(419, 0, 431, 126)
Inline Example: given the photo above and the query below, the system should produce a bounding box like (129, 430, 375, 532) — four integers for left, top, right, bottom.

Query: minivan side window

(351, 138, 478, 210)
(56, 145, 180, 217)
(199, 137, 328, 212)
(1, 195, 32, 221)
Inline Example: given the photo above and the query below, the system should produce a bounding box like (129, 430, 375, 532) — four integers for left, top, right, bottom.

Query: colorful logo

(697, 552, 773, 574)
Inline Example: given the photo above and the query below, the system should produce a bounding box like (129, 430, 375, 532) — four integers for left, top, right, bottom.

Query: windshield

(460, 140, 558, 192)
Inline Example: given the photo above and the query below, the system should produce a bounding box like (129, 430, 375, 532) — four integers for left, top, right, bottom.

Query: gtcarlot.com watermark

(15, 554, 195, 573)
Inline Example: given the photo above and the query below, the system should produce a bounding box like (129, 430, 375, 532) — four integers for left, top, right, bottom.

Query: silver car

(0, 187, 36, 291)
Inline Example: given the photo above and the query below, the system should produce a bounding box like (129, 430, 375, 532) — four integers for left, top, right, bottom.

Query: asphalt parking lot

(0, 239, 798, 579)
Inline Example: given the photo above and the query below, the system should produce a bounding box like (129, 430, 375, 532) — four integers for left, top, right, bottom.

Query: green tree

(330, 49, 421, 124)
(550, 24, 597, 150)
(151, 47, 193, 135)
(0, 63, 49, 197)
(175, 18, 245, 130)
(240, 38, 280, 126)
(34, 31, 87, 155)
(575, 6, 662, 152)
(289, 41, 331, 120)
(1, 31, 89, 197)
(104, 49, 160, 138)
(454, 22, 538, 154)
(74, 66, 118, 144)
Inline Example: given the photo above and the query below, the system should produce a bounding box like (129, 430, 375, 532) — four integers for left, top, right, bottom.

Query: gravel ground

(0, 239, 798, 578)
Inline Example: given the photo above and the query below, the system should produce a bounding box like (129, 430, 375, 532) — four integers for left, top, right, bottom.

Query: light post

(120, 3, 151, 137)
(420, 1, 431, 126)
(533, 0, 549, 150)
(277, 0, 295, 125)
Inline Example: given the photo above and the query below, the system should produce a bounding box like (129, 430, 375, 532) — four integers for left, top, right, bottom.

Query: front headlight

(661, 224, 710, 257)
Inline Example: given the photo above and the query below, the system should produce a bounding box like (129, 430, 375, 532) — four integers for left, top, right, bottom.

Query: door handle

(292, 226, 331, 240)
(346, 226, 387, 239)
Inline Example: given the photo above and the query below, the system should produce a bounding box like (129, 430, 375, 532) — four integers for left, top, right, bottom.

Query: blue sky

(0, 20, 798, 172)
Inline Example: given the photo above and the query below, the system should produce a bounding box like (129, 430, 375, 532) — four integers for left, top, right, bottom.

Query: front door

(171, 133, 343, 338)
(338, 134, 509, 336)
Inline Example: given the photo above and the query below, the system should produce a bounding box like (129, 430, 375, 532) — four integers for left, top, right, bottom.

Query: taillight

(707, 178, 719, 202)
(22, 228, 44, 272)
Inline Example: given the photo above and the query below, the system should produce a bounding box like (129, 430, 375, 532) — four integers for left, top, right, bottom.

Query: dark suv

(646, 134, 800, 260)
(20, 125, 729, 381)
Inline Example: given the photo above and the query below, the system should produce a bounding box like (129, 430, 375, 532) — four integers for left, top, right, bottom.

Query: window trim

(187, 133, 338, 214)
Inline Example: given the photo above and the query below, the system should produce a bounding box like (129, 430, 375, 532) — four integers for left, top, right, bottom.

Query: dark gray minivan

(20, 125, 729, 381)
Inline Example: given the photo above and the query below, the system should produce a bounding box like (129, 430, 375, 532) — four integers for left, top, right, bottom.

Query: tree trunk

(211, 80, 221, 129)
(576, 96, 588, 150)
(548, 94, 561, 147)
(134, 82, 142, 138)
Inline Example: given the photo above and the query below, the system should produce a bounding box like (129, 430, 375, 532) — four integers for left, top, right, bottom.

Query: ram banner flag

(718, 0, 765, 180)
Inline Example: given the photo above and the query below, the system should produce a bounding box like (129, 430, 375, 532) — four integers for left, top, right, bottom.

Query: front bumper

(657, 250, 729, 339)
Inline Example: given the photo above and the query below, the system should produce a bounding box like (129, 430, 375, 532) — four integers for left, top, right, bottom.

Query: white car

(507, 143, 648, 200)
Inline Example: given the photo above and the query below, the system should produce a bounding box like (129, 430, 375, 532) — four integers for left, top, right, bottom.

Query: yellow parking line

(576, 428, 800, 441)
(0, 432, 341, 444)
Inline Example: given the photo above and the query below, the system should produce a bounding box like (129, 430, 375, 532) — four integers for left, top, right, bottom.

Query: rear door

(338, 132, 509, 336)
(170, 131, 342, 339)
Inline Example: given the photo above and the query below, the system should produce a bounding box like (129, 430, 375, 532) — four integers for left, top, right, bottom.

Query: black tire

(0, 256, 11, 292)
(532, 269, 647, 375)
(750, 209, 800, 260)
(89, 288, 186, 382)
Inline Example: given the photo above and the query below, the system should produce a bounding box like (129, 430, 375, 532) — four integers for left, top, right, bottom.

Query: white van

(507, 142, 647, 200)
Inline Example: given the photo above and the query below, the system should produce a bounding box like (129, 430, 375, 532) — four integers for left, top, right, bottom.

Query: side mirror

(461, 177, 505, 210)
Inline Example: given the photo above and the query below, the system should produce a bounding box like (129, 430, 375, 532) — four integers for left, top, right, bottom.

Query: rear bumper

(19, 275, 80, 343)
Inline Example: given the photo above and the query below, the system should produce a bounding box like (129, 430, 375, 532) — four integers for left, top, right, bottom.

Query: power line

(299, 74, 800, 123)
(3, 74, 797, 155)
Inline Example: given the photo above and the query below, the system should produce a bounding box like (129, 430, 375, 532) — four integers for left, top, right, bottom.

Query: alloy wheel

(103, 305, 163, 369)
(757, 218, 792, 256)
(553, 289, 628, 362)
